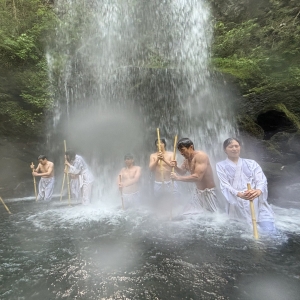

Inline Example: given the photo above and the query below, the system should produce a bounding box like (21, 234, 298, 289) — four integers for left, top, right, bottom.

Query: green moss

(236, 115, 264, 138)
(275, 104, 300, 129)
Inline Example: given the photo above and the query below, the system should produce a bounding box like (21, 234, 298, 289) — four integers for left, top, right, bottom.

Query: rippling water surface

(1, 200, 300, 300)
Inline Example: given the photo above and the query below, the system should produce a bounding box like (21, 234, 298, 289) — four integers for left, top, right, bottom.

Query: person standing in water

(170, 138, 218, 213)
(216, 138, 275, 233)
(31, 155, 54, 202)
(149, 138, 180, 201)
(118, 153, 141, 209)
(65, 150, 94, 205)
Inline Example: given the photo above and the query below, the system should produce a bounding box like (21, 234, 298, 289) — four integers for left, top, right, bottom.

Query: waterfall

(47, 0, 235, 201)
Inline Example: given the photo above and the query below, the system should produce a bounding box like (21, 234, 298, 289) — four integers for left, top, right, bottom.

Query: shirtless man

(118, 153, 141, 209)
(31, 155, 54, 202)
(149, 138, 179, 199)
(170, 138, 218, 213)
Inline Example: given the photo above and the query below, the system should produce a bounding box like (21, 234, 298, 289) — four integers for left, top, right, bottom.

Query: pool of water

(1, 199, 300, 300)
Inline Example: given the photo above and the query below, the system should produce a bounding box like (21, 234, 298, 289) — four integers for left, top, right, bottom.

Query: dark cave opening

(257, 110, 296, 140)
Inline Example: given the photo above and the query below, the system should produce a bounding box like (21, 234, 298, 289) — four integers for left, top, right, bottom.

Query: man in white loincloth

(65, 150, 94, 205)
(170, 138, 218, 213)
(31, 155, 55, 202)
(118, 153, 141, 209)
(149, 137, 180, 210)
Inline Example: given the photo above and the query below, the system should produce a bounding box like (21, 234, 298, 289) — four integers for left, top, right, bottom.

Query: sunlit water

(1, 199, 300, 300)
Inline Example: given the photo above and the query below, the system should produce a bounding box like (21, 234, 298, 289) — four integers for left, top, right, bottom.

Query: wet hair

(124, 153, 134, 160)
(223, 138, 241, 150)
(155, 138, 167, 148)
(177, 138, 194, 150)
(38, 155, 47, 160)
(65, 150, 76, 161)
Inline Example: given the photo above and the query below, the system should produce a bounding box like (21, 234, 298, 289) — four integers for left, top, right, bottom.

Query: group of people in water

(31, 137, 276, 234)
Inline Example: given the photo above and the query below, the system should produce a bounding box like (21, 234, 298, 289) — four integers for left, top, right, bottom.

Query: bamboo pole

(119, 174, 125, 210)
(156, 128, 164, 184)
(60, 140, 71, 205)
(170, 135, 178, 221)
(64, 140, 71, 206)
(0, 196, 12, 214)
(247, 183, 259, 240)
(31, 162, 38, 201)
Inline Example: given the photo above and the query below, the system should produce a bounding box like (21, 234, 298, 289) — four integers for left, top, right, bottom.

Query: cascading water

(47, 0, 235, 201)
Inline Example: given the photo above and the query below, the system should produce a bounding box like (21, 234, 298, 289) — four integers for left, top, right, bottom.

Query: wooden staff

(247, 183, 259, 240)
(60, 140, 71, 205)
(172, 135, 178, 176)
(31, 162, 38, 201)
(170, 135, 178, 221)
(0, 196, 12, 214)
(156, 128, 164, 185)
(119, 174, 125, 210)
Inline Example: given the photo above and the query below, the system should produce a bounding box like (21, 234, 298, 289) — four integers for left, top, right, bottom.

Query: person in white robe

(216, 138, 275, 232)
(65, 150, 94, 205)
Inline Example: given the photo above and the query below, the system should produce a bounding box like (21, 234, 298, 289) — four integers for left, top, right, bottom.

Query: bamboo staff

(31, 162, 38, 201)
(170, 135, 178, 221)
(60, 140, 71, 205)
(156, 128, 164, 185)
(119, 174, 125, 210)
(0, 196, 12, 214)
(247, 183, 259, 240)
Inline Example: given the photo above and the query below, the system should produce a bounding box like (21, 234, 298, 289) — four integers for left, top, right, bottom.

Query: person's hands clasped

(157, 151, 164, 162)
(237, 189, 262, 201)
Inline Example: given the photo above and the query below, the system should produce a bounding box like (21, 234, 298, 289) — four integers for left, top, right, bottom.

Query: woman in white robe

(216, 138, 275, 233)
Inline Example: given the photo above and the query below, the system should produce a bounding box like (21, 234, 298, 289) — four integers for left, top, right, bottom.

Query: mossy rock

(257, 140, 283, 163)
(270, 131, 293, 152)
(288, 130, 300, 157)
(236, 115, 264, 139)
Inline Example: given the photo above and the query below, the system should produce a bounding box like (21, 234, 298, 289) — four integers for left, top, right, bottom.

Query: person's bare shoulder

(194, 151, 209, 162)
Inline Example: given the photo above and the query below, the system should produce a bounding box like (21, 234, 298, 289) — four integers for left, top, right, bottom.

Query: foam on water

(8, 199, 295, 245)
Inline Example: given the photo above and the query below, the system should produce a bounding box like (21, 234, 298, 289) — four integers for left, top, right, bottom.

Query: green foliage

(212, 0, 300, 94)
(0, 0, 57, 139)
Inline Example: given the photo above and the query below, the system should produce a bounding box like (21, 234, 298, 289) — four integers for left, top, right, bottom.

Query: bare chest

(39, 164, 50, 173)
(122, 168, 136, 179)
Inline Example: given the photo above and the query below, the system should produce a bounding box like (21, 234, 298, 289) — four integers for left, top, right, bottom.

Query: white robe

(216, 158, 274, 225)
(68, 155, 94, 204)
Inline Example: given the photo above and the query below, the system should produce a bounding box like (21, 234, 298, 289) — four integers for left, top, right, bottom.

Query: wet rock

(237, 115, 264, 139)
(256, 104, 299, 140)
(0, 137, 41, 199)
(288, 130, 300, 156)
(259, 162, 283, 181)
(270, 131, 293, 153)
